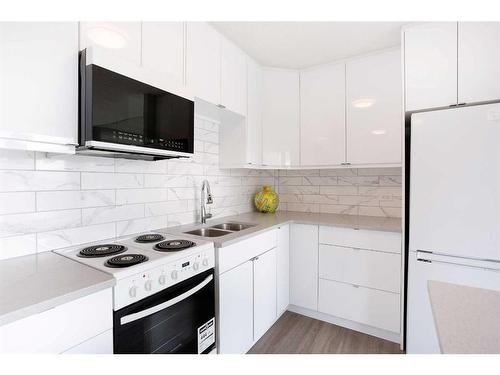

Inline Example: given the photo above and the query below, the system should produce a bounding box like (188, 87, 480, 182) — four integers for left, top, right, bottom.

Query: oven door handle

(120, 274, 213, 325)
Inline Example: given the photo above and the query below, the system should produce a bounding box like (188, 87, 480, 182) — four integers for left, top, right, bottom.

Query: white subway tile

(81, 172, 143, 189)
(145, 200, 188, 217)
(303, 176, 338, 186)
(0, 209, 81, 238)
(0, 149, 34, 170)
(116, 188, 167, 205)
(37, 190, 115, 211)
(36, 153, 115, 172)
(277, 177, 303, 185)
(0, 234, 37, 260)
(320, 205, 358, 215)
(168, 187, 197, 201)
(168, 160, 204, 175)
(339, 195, 379, 206)
(319, 169, 357, 176)
(37, 223, 116, 252)
(379, 176, 402, 186)
(144, 174, 193, 188)
(115, 159, 167, 174)
(338, 176, 380, 186)
(279, 185, 320, 195)
(0, 171, 80, 192)
(0, 192, 35, 214)
(82, 204, 144, 225)
(357, 167, 402, 176)
(319, 186, 358, 195)
(286, 203, 320, 213)
(359, 206, 402, 218)
(358, 186, 402, 198)
(116, 215, 167, 236)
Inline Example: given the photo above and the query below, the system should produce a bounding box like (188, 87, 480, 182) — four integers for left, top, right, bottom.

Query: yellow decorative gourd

(254, 185, 279, 213)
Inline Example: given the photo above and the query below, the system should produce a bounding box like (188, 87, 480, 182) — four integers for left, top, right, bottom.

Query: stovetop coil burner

(105, 254, 149, 268)
(135, 233, 165, 243)
(79, 244, 127, 258)
(154, 239, 196, 252)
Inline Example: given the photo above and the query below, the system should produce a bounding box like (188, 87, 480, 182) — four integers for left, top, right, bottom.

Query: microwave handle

(120, 274, 213, 325)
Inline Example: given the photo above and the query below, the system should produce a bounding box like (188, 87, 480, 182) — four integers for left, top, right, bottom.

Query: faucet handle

(206, 213, 213, 219)
(207, 194, 213, 204)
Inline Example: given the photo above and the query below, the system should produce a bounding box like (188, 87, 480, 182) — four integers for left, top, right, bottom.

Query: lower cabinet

(62, 329, 113, 354)
(290, 224, 319, 310)
(276, 224, 290, 315)
(0, 288, 112, 353)
(253, 248, 277, 340)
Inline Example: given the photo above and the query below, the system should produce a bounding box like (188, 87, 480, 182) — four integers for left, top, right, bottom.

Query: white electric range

(54, 231, 216, 354)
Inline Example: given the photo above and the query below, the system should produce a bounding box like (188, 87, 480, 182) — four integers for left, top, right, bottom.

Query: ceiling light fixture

(86, 27, 127, 49)
(352, 98, 376, 108)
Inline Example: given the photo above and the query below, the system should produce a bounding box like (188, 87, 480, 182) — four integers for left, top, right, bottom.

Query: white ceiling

(211, 22, 408, 69)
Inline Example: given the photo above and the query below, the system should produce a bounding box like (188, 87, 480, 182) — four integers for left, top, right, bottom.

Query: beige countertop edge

(0, 278, 115, 327)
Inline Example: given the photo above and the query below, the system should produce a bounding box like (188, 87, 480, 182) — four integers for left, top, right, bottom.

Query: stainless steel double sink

(184, 222, 256, 238)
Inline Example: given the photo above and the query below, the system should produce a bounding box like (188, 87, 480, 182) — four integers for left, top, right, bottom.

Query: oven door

(113, 269, 215, 354)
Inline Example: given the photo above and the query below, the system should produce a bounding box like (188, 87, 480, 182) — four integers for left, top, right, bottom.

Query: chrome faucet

(200, 179, 213, 224)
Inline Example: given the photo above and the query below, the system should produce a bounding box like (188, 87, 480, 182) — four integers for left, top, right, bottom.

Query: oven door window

(113, 269, 215, 354)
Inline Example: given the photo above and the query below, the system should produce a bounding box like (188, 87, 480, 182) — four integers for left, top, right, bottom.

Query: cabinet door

(300, 62, 345, 166)
(262, 68, 300, 167)
(458, 22, 500, 104)
(346, 49, 402, 165)
(142, 22, 184, 85)
(276, 225, 290, 315)
(290, 224, 319, 310)
(221, 36, 247, 116)
(186, 22, 221, 105)
(218, 261, 254, 354)
(80, 22, 142, 64)
(253, 248, 277, 341)
(246, 57, 263, 166)
(0, 22, 78, 151)
(404, 22, 457, 110)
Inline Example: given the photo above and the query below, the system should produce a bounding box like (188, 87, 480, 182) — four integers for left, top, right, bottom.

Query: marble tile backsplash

(276, 168, 402, 218)
(0, 117, 276, 260)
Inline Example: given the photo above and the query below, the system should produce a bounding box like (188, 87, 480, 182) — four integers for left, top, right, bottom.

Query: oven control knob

(202, 258, 209, 267)
(144, 280, 152, 291)
(129, 286, 138, 298)
(193, 262, 199, 271)
(171, 270, 178, 280)
(158, 274, 166, 285)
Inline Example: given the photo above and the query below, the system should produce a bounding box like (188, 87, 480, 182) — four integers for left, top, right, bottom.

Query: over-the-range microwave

(78, 49, 194, 160)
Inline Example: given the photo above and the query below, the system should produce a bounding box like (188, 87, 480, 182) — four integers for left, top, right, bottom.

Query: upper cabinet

(0, 22, 78, 153)
(80, 22, 142, 65)
(246, 57, 264, 166)
(458, 22, 500, 104)
(404, 22, 457, 111)
(405, 22, 500, 111)
(141, 22, 185, 86)
(262, 68, 300, 167)
(186, 22, 221, 106)
(220, 36, 247, 116)
(346, 49, 402, 165)
(300, 62, 346, 166)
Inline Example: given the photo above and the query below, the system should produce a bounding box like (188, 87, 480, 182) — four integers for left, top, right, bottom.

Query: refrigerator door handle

(416, 250, 500, 271)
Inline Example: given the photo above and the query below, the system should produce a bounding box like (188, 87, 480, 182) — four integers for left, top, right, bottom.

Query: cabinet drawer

(218, 230, 277, 274)
(319, 226, 401, 254)
(319, 244, 401, 293)
(0, 288, 112, 353)
(62, 329, 113, 354)
(318, 279, 400, 333)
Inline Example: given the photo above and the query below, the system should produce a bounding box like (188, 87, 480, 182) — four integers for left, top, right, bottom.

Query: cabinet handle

(352, 284, 360, 288)
(251, 256, 259, 261)
(216, 104, 226, 109)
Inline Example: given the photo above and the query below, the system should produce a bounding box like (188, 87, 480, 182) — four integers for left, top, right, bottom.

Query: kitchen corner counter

(0, 252, 115, 327)
(164, 211, 402, 248)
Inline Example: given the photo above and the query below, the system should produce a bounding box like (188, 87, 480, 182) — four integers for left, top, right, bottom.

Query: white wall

(0, 116, 276, 260)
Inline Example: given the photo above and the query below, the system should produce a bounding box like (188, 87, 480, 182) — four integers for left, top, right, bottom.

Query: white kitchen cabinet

(0, 22, 78, 154)
(186, 22, 221, 106)
(221, 36, 247, 116)
(253, 248, 277, 341)
(0, 289, 112, 353)
(346, 49, 402, 165)
(218, 260, 254, 354)
(262, 68, 300, 167)
(246, 57, 264, 166)
(276, 224, 290, 315)
(290, 224, 319, 310)
(318, 278, 400, 333)
(62, 329, 113, 354)
(404, 22, 458, 110)
(141, 22, 185, 86)
(300, 61, 346, 166)
(80, 22, 141, 65)
(458, 22, 500, 104)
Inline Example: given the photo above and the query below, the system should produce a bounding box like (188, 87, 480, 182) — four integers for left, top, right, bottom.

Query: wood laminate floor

(248, 311, 404, 354)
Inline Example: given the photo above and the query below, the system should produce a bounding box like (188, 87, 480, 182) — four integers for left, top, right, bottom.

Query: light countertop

(164, 211, 402, 248)
(0, 252, 115, 327)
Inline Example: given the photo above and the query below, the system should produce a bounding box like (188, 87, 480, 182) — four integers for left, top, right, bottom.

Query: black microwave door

(113, 269, 215, 354)
(88, 65, 194, 153)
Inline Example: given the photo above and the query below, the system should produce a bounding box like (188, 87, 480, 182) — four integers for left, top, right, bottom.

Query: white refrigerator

(408, 103, 500, 353)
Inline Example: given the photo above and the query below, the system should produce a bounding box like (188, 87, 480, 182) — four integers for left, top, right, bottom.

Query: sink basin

(184, 228, 232, 237)
(210, 222, 256, 231)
